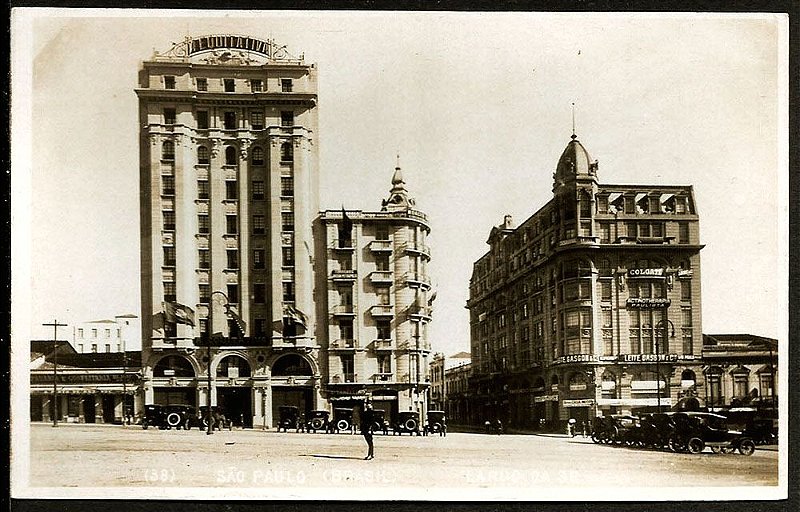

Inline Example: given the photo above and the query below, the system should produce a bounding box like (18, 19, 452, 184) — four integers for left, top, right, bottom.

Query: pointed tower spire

(382, 155, 415, 211)
(571, 102, 577, 140)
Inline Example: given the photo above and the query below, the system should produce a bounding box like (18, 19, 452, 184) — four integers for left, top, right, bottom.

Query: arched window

(162, 140, 175, 161)
(251, 146, 264, 166)
(681, 369, 696, 388)
(216, 355, 251, 378)
(281, 142, 293, 162)
(271, 354, 313, 376)
(225, 146, 237, 165)
(197, 145, 209, 164)
(153, 355, 194, 377)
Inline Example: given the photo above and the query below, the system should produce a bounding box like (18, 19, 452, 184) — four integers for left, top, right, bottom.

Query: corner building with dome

(466, 133, 706, 430)
(136, 35, 430, 428)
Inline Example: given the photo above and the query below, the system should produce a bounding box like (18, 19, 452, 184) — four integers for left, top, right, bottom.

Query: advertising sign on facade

(626, 298, 671, 309)
(534, 394, 559, 402)
(627, 268, 666, 278)
(596, 398, 674, 407)
(563, 399, 595, 407)
(551, 354, 599, 365)
(620, 353, 679, 363)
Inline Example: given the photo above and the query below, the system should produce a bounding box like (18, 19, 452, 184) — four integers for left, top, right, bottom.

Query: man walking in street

(360, 402, 375, 460)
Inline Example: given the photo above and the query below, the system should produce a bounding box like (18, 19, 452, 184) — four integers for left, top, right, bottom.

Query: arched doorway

(270, 353, 315, 427)
(152, 354, 197, 406)
(216, 354, 253, 428)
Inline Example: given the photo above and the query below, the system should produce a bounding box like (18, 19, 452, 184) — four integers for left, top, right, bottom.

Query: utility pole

(43, 320, 68, 427)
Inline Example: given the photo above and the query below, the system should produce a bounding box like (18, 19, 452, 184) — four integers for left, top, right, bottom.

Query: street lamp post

(43, 320, 67, 427)
(654, 317, 675, 413)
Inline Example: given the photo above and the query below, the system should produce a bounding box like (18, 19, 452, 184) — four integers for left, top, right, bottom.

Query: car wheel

(311, 418, 325, 431)
(336, 419, 350, 431)
(668, 436, 683, 453)
(404, 419, 418, 432)
(687, 438, 705, 454)
(166, 412, 182, 428)
(738, 439, 756, 456)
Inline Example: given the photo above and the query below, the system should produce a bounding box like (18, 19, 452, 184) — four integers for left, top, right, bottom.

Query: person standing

(360, 402, 375, 460)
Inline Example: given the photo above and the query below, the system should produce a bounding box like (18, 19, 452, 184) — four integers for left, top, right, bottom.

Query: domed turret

(381, 156, 416, 211)
(553, 134, 598, 193)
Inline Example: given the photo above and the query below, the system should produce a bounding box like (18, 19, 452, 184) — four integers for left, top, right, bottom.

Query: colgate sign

(628, 268, 665, 278)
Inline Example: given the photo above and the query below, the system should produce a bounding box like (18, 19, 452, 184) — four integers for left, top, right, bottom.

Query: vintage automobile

(142, 404, 165, 430)
(371, 409, 389, 435)
(393, 411, 421, 436)
(192, 406, 232, 431)
(163, 405, 197, 430)
(426, 410, 447, 435)
(306, 410, 330, 433)
(668, 411, 756, 455)
(332, 407, 354, 433)
(722, 407, 778, 445)
(277, 405, 301, 432)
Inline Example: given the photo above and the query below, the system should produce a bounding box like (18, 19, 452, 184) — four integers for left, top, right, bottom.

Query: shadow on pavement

(303, 454, 364, 460)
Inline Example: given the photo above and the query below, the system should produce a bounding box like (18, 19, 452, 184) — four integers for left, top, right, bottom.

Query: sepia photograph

(10, 9, 789, 501)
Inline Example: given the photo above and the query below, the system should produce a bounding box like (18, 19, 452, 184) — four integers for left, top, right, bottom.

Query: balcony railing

(331, 269, 357, 281)
(329, 338, 358, 350)
(404, 272, 432, 288)
(330, 239, 355, 251)
(369, 240, 393, 252)
(372, 339, 393, 351)
(404, 242, 431, 258)
(369, 271, 394, 284)
(331, 304, 355, 316)
(370, 304, 394, 317)
(331, 373, 357, 384)
(409, 305, 433, 321)
(372, 373, 393, 383)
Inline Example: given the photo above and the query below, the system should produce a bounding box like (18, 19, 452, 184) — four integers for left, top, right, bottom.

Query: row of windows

(77, 343, 119, 353)
(162, 212, 295, 234)
(164, 109, 293, 131)
(161, 141, 293, 165)
(164, 76, 293, 93)
(76, 328, 121, 339)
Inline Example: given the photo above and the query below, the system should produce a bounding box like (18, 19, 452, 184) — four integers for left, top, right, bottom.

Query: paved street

(22, 423, 779, 500)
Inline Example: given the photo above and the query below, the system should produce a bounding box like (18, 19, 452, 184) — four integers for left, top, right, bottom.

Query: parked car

(194, 406, 232, 431)
(306, 410, 330, 433)
(371, 409, 389, 435)
(393, 411, 421, 435)
(426, 410, 447, 435)
(669, 411, 756, 455)
(142, 404, 165, 430)
(277, 405, 300, 432)
(332, 408, 354, 433)
(163, 405, 196, 430)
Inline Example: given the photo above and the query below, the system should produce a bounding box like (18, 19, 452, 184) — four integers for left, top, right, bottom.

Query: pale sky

(12, 10, 788, 359)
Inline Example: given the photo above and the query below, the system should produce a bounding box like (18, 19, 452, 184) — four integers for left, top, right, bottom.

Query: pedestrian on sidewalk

(360, 402, 375, 460)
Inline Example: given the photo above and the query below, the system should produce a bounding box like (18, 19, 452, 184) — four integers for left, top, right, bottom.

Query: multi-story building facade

(73, 314, 141, 353)
(314, 166, 433, 421)
(429, 351, 470, 411)
(444, 360, 472, 426)
(467, 132, 705, 429)
(702, 334, 778, 409)
(136, 35, 320, 428)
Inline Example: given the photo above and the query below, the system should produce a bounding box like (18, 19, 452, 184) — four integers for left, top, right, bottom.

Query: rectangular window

(281, 111, 294, 127)
(282, 247, 294, 266)
(227, 284, 239, 303)
(378, 354, 391, 374)
(163, 246, 176, 266)
(339, 319, 354, 340)
(252, 180, 265, 200)
(224, 111, 236, 130)
(280, 177, 293, 197)
(376, 287, 391, 305)
(164, 76, 175, 89)
(250, 110, 264, 130)
(675, 197, 687, 214)
(341, 355, 355, 382)
(163, 211, 175, 231)
(196, 78, 207, 91)
(253, 283, 266, 304)
(682, 329, 693, 354)
(198, 214, 209, 234)
(226, 215, 238, 235)
(197, 180, 209, 200)
(681, 280, 692, 301)
(282, 282, 295, 302)
(602, 308, 613, 328)
(92, 329, 97, 338)
(254, 319, 267, 336)
(377, 320, 391, 340)
(77, 328, 84, 338)
(198, 249, 210, 269)
(652, 223, 663, 238)
(600, 280, 612, 301)
(250, 79, 263, 92)
(225, 181, 238, 200)
(227, 249, 239, 269)
(281, 79, 293, 92)
(162, 175, 175, 196)
(599, 223, 611, 243)
(199, 318, 208, 337)
(105, 344, 111, 353)
(224, 79, 235, 92)
(197, 110, 209, 130)
(253, 214, 266, 235)
(681, 307, 693, 327)
(163, 281, 176, 302)
(679, 222, 690, 244)
(375, 254, 390, 272)
(253, 249, 265, 269)
(281, 212, 294, 232)
(376, 225, 389, 241)
(164, 108, 176, 125)
(199, 284, 210, 303)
